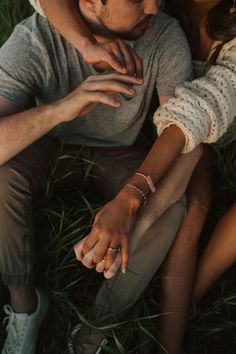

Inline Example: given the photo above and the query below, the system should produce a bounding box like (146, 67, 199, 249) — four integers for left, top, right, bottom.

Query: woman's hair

(164, 0, 236, 64)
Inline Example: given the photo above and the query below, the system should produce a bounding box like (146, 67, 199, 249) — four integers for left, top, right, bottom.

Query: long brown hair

(164, 0, 236, 63)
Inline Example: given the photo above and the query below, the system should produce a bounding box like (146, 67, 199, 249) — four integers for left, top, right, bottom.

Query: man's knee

(0, 163, 34, 275)
(0, 162, 32, 203)
(0, 162, 33, 248)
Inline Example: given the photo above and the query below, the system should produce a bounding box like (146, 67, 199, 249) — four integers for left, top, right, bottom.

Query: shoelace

(3, 305, 28, 352)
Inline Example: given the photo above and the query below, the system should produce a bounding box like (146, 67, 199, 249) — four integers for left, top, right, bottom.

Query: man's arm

(0, 73, 142, 166)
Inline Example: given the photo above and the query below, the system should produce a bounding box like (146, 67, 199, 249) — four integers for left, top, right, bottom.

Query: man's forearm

(0, 101, 64, 166)
(0, 72, 143, 166)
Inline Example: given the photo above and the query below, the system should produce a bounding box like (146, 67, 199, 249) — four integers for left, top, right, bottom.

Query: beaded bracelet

(124, 183, 147, 205)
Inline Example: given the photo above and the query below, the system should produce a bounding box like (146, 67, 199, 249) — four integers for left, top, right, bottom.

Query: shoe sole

(68, 324, 108, 354)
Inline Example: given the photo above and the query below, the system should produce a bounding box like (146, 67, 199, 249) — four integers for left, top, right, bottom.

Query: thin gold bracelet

(124, 183, 147, 205)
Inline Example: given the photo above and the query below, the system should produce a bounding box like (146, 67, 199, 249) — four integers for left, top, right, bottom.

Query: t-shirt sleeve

(154, 38, 236, 153)
(29, 0, 45, 16)
(0, 21, 48, 109)
(156, 20, 193, 97)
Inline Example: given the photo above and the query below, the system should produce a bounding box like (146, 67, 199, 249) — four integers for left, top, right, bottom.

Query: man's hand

(59, 73, 143, 122)
(74, 188, 142, 273)
(81, 40, 143, 78)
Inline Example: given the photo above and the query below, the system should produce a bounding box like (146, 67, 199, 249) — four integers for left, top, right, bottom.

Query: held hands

(60, 73, 143, 122)
(81, 39, 143, 78)
(74, 189, 142, 277)
(75, 236, 122, 279)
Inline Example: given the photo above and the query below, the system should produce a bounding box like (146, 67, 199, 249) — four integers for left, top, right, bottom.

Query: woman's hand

(81, 39, 143, 78)
(59, 73, 143, 122)
(74, 188, 142, 273)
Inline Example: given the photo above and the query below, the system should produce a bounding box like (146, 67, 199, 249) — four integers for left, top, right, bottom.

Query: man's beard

(98, 16, 152, 41)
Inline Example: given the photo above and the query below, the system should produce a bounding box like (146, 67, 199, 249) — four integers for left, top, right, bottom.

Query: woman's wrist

(115, 186, 144, 210)
(77, 34, 97, 54)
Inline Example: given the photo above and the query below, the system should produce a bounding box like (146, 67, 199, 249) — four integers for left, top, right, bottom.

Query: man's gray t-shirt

(0, 12, 192, 147)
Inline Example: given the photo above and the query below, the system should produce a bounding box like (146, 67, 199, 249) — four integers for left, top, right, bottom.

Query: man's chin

(111, 27, 148, 41)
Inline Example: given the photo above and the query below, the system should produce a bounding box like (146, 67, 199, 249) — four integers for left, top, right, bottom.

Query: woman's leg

(193, 203, 236, 301)
(157, 205, 207, 354)
(158, 148, 213, 354)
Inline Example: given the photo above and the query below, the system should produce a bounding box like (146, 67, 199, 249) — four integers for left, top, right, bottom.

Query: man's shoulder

(134, 12, 186, 58)
(135, 12, 184, 51)
(6, 13, 59, 51)
(16, 13, 54, 40)
(148, 12, 181, 37)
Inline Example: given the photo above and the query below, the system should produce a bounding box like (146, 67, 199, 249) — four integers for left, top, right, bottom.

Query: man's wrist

(50, 97, 77, 124)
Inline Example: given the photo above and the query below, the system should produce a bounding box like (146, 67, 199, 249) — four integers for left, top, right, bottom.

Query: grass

(0, 1, 236, 353)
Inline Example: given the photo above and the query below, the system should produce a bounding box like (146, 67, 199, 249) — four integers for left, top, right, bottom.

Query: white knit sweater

(154, 38, 236, 153)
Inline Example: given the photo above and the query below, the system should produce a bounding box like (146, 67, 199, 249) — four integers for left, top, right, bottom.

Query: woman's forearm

(120, 125, 186, 198)
(39, 0, 95, 50)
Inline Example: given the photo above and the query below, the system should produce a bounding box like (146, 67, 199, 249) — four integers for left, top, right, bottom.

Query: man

(0, 1, 196, 353)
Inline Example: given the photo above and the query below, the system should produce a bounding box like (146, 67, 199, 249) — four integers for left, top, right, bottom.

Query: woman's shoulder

(218, 37, 236, 62)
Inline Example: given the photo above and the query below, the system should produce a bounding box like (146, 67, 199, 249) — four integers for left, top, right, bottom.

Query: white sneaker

(1, 288, 49, 354)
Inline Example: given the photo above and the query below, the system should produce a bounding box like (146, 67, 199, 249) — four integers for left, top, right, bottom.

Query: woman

(28, 0, 236, 353)
(156, 1, 236, 353)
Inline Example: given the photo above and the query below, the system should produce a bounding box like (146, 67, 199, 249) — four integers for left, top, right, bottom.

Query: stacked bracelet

(135, 173, 156, 193)
(124, 183, 147, 205)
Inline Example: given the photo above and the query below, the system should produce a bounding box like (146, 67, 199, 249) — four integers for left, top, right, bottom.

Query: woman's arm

(154, 38, 236, 153)
(74, 125, 187, 273)
(29, 0, 143, 77)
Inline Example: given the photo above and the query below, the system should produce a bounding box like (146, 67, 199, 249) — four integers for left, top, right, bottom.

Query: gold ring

(107, 246, 120, 253)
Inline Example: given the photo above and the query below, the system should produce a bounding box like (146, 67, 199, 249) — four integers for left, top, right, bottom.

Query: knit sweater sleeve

(29, 0, 45, 16)
(154, 38, 236, 153)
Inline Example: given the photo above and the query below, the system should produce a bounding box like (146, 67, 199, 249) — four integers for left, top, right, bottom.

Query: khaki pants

(0, 137, 185, 315)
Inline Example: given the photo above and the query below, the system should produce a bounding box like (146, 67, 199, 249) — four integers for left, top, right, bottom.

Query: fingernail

(121, 268, 126, 274)
(128, 89, 135, 94)
(137, 78, 143, 83)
